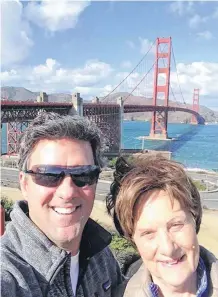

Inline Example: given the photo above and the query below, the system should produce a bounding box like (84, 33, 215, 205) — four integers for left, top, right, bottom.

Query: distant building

(36, 92, 48, 102)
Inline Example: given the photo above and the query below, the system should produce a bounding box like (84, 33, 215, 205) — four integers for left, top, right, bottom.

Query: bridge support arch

(7, 121, 29, 155)
(6, 90, 50, 155)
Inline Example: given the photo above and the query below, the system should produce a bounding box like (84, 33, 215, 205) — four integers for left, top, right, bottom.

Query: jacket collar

(200, 246, 218, 296)
(7, 200, 112, 282)
(80, 217, 112, 259)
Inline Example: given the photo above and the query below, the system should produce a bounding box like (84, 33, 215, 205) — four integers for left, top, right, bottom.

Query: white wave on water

(185, 167, 218, 174)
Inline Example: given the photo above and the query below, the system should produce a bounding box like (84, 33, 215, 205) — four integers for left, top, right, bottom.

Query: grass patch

(193, 180, 207, 191)
(110, 232, 137, 254)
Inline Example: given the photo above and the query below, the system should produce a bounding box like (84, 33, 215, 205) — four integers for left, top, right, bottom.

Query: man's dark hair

(18, 112, 103, 170)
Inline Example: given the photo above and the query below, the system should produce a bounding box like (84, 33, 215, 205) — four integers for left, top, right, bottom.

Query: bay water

(1, 122, 218, 171)
(123, 121, 218, 171)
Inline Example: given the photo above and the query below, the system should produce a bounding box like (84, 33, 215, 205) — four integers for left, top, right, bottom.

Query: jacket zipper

(45, 254, 70, 296)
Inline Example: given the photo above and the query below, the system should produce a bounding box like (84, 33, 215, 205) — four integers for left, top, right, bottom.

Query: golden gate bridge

(1, 37, 204, 155)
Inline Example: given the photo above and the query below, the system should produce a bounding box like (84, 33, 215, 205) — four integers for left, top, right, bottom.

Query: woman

(107, 154, 218, 297)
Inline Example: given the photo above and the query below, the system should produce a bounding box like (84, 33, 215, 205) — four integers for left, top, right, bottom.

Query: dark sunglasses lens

(28, 165, 100, 187)
(71, 174, 98, 188)
(33, 173, 61, 187)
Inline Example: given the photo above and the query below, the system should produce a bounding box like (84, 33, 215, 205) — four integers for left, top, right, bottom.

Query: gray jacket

(1, 201, 123, 297)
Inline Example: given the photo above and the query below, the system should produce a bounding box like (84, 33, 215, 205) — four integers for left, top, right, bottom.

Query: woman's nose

(158, 229, 177, 257)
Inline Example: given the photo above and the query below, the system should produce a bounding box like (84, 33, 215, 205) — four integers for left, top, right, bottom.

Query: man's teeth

(53, 207, 77, 214)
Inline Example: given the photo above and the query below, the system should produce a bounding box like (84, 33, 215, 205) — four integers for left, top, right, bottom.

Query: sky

(1, 0, 218, 110)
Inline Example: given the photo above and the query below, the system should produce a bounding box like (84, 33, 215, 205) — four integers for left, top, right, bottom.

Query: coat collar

(199, 246, 218, 296)
(80, 217, 112, 259)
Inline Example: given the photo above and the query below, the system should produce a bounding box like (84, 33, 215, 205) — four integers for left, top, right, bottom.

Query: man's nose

(56, 176, 79, 200)
(158, 229, 177, 256)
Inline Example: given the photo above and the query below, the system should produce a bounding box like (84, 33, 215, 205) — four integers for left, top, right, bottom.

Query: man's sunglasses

(24, 165, 101, 188)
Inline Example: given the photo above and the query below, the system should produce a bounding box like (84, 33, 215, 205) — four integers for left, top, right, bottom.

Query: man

(1, 112, 123, 297)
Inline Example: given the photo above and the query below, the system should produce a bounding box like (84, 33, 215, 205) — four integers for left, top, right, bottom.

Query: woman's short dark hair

(106, 154, 202, 240)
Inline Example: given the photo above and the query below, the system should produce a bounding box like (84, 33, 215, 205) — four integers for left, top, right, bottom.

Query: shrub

(0, 196, 14, 221)
(110, 232, 140, 275)
(110, 232, 136, 253)
(1, 196, 14, 210)
(193, 180, 207, 191)
(108, 157, 118, 168)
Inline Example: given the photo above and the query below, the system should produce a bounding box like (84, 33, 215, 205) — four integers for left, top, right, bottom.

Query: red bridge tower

(149, 37, 171, 139)
(191, 88, 200, 124)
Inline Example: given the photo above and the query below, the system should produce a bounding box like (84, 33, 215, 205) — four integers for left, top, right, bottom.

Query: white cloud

(1, 0, 91, 66)
(126, 40, 135, 49)
(0, 69, 20, 82)
(33, 58, 58, 76)
(139, 38, 155, 55)
(1, 0, 33, 66)
(170, 62, 218, 104)
(114, 70, 154, 98)
(112, 62, 218, 105)
(169, 2, 214, 31)
(73, 86, 112, 99)
(0, 58, 113, 95)
(1, 57, 217, 108)
(189, 14, 207, 29)
(24, 0, 90, 32)
(169, 1, 194, 16)
(120, 61, 132, 69)
(197, 31, 214, 40)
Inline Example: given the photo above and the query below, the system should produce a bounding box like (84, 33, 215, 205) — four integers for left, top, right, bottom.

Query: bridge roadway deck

(1, 101, 204, 124)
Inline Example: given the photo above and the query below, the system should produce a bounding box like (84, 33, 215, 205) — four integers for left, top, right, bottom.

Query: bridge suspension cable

(102, 39, 156, 102)
(123, 46, 166, 103)
(171, 44, 186, 106)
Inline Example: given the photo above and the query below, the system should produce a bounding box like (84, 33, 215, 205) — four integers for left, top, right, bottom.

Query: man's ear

(19, 171, 28, 200)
